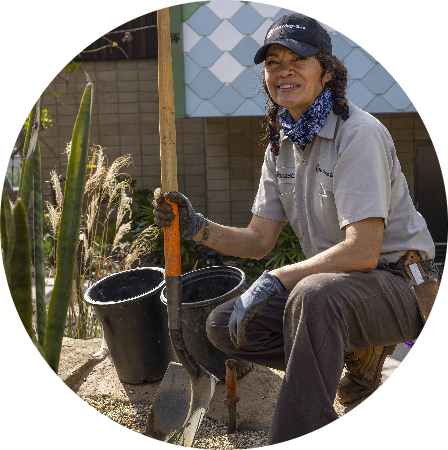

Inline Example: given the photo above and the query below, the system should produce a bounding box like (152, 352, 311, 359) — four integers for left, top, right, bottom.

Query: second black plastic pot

(161, 266, 253, 380)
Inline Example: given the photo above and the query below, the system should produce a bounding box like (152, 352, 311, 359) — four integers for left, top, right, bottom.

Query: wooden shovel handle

(158, 8, 180, 278)
(158, 8, 178, 194)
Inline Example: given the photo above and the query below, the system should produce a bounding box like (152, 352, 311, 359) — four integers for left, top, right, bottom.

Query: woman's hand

(153, 188, 205, 240)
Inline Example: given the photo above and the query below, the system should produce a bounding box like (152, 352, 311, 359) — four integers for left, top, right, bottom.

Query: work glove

(229, 271, 286, 349)
(153, 188, 205, 240)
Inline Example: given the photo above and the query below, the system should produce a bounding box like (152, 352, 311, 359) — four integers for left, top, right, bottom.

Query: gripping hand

(153, 188, 205, 240)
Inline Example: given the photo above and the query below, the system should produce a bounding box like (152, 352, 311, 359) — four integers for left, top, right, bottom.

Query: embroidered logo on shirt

(316, 163, 333, 177)
(277, 171, 295, 179)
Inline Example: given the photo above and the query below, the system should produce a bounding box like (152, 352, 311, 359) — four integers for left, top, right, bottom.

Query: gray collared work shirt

(252, 100, 435, 265)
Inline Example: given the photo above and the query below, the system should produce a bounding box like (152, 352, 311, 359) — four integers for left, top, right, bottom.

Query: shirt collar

(317, 110, 338, 140)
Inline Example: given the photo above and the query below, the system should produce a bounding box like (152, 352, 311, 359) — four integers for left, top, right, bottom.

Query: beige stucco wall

(39, 59, 432, 228)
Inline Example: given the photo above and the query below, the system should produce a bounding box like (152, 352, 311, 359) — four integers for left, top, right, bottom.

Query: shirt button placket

(300, 144, 308, 165)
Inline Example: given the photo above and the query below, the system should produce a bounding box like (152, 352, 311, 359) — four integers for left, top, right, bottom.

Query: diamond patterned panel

(188, 37, 223, 68)
(186, 5, 222, 36)
(211, 85, 245, 114)
(362, 64, 395, 95)
(181, 1, 414, 116)
(253, 91, 268, 109)
(183, 55, 202, 84)
(231, 67, 260, 97)
(320, 21, 337, 33)
(182, 23, 202, 53)
(229, 4, 265, 34)
(338, 32, 358, 48)
(405, 104, 417, 112)
(206, 0, 243, 20)
(347, 80, 375, 110)
(364, 96, 395, 114)
(230, 36, 261, 67)
(344, 48, 375, 79)
(209, 53, 245, 83)
(330, 33, 353, 61)
(189, 69, 223, 99)
(249, 2, 282, 18)
(190, 100, 222, 117)
(252, 19, 273, 46)
(360, 47, 377, 63)
(185, 86, 203, 115)
(234, 99, 265, 116)
(209, 20, 244, 51)
(383, 83, 412, 110)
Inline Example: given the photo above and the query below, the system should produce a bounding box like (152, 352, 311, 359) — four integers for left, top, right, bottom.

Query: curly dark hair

(261, 50, 349, 155)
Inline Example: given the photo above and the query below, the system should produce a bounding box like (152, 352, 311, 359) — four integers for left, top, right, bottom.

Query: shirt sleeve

(334, 118, 393, 229)
(251, 147, 287, 221)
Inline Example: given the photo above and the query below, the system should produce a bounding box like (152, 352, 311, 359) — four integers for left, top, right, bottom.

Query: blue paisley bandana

(279, 88, 333, 148)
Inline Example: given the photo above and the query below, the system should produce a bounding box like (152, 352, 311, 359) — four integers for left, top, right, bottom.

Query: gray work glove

(229, 271, 286, 349)
(153, 188, 205, 240)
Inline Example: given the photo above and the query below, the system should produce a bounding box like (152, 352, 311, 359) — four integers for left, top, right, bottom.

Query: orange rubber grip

(163, 200, 181, 277)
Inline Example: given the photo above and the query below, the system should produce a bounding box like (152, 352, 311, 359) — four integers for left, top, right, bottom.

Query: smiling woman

(153, 11, 439, 447)
(264, 46, 331, 121)
(261, 39, 349, 155)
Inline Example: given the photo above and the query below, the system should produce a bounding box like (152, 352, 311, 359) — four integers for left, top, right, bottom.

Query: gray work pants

(206, 264, 424, 445)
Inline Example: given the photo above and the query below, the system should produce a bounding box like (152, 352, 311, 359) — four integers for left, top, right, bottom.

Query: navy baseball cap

(254, 13, 332, 64)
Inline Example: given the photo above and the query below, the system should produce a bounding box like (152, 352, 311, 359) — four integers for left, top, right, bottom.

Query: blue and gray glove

(229, 271, 286, 349)
(153, 188, 205, 240)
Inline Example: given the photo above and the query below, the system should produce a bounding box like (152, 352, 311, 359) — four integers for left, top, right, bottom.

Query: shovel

(145, 8, 219, 446)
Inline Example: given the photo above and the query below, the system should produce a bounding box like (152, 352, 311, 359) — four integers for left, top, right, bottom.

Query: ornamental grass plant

(46, 144, 160, 339)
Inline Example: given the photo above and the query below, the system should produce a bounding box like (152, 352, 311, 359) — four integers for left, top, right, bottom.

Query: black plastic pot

(161, 266, 253, 380)
(84, 267, 175, 384)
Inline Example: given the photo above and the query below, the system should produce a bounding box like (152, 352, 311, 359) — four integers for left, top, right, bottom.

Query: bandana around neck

(279, 88, 333, 148)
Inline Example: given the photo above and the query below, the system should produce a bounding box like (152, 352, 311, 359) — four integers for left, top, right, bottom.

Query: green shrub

(265, 221, 306, 270)
(43, 233, 56, 268)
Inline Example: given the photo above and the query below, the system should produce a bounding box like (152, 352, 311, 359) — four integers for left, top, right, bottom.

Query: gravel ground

(81, 396, 269, 448)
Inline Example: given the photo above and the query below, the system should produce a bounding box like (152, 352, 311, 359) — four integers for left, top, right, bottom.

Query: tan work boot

(337, 344, 397, 404)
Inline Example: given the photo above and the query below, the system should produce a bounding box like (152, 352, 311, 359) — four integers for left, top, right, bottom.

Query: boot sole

(337, 344, 397, 404)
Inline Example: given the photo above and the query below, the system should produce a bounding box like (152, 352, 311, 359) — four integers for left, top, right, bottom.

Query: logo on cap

(267, 24, 306, 39)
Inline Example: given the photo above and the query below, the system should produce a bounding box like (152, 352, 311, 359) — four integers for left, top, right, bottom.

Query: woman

(154, 12, 438, 444)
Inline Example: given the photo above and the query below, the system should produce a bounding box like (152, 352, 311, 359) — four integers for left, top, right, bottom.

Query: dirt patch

(59, 338, 367, 437)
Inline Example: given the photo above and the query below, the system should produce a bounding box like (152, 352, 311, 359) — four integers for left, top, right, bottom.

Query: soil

(59, 338, 364, 437)
(54, 252, 366, 441)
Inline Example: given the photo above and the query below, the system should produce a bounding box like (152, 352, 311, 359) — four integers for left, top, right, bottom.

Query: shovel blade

(146, 362, 191, 440)
(146, 361, 218, 446)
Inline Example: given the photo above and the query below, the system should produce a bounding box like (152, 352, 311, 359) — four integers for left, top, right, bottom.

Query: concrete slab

(383, 342, 412, 381)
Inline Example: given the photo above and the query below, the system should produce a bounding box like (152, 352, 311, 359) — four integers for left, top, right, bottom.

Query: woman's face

(264, 44, 330, 122)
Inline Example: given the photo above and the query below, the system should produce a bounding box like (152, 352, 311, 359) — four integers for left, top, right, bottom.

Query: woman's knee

(206, 302, 233, 350)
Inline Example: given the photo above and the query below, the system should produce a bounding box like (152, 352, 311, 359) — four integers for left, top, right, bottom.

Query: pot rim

(83, 267, 166, 307)
(160, 266, 245, 309)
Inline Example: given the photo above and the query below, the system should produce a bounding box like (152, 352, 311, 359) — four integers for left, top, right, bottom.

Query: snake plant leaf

(44, 78, 93, 373)
(7, 199, 33, 339)
(33, 141, 46, 347)
(18, 103, 37, 211)
(0, 178, 12, 286)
